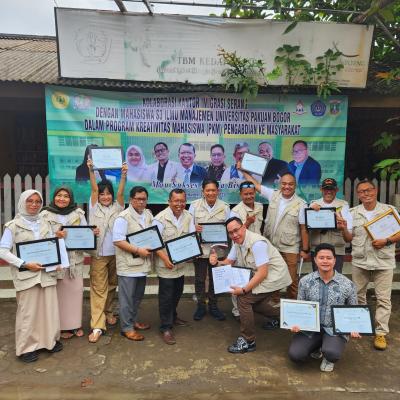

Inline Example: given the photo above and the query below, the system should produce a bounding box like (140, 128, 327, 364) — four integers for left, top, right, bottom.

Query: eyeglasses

(26, 200, 42, 205)
(227, 226, 244, 236)
(357, 188, 375, 195)
(241, 183, 255, 189)
(132, 197, 147, 202)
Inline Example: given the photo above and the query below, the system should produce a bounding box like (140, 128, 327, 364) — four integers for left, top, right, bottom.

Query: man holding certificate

(302, 178, 353, 273)
(288, 243, 360, 372)
(209, 217, 291, 353)
(152, 189, 196, 345)
(113, 186, 153, 341)
(350, 179, 400, 351)
(189, 179, 230, 321)
(239, 164, 308, 300)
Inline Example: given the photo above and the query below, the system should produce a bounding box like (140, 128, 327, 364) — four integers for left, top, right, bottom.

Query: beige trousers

(281, 252, 299, 300)
(352, 266, 393, 335)
(90, 255, 118, 330)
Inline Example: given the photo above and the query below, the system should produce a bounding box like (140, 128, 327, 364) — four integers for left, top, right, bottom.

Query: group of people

(2, 158, 398, 373)
(75, 140, 322, 187)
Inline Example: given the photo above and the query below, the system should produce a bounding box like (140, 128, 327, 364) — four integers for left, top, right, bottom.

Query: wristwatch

(301, 248, 310, 253)
(242, 287, 247, 295)
(386, 239, 393, 247)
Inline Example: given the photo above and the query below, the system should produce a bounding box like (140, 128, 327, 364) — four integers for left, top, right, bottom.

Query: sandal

(60, 328, 84, 339)
(88, 329, 103, 343)
(106, 315, 118, 326)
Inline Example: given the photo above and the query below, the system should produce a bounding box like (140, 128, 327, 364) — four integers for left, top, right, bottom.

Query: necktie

(184, 169, 190, 185)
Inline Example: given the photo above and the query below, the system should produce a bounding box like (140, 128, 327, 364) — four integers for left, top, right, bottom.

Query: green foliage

(373, 131, 400, 151)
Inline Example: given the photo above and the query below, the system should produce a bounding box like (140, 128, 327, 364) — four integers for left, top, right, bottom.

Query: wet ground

(0, 295, 399, 400)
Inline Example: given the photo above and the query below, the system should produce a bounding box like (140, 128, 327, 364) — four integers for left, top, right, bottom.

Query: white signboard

(55, 8, 374, 88)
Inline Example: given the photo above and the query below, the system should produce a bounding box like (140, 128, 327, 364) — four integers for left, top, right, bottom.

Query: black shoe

(209, 305, 226, 321)
(19, 351, 39, 363)
(48, 340, 63, 353)
(227, 336, 256, 354)
(262, 318, 280, 330)
(232, 314, 240, 322)
(193, 305, 207, 321)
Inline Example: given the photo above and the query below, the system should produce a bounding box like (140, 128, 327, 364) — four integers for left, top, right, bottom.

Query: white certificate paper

(332, 306, 374, 335)
(90, 147, 123, 170)
(280, 299, 320, 332)
(165, 233, 202, 264)
(365, 210, 400, 240)
(200, 223, 228, 243)
(63, 226, 96, 250)
(305, 208, 336, 229)
(16, 238, 61, 268)
(212, 265, 251, 294)
(46, 238, 70, 272)
(127, 226, 163, 251)
(241, 152, 268, 176)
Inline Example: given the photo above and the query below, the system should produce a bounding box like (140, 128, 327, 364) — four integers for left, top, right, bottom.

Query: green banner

(45, 85, 348, 204)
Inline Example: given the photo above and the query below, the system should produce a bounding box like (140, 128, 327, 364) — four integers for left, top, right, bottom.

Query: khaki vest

(154, 208, 194, 278)
(234, 230, 292, 294)
(89, 201, 123, 257)
(5, 216, 58, 292)
(115, 208, 153, 276)
(40, 208, 85, 278)
(309, 198, 348, 255)
(350, 202, 396, 270)
(231, 201, 263, 234)
(191, 198, 230, 257)
(263, 191, 306, 253)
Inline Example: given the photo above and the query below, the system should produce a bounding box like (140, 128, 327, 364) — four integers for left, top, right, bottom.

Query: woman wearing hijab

(41, 187, 87, 339)
(126, 145, 151, 182)
(75, 144, 106, 182)
(87, 159, 128, 343)
(0, 190, 62, 362)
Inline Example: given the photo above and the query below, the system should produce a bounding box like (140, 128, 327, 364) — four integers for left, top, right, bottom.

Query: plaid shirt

(298, 271, 357, 335)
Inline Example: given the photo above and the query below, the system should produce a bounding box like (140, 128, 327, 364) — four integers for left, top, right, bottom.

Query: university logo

(329, 100, 341, 115)
(310, 100, 326, 117)
(73, 94, 91, 111)
(51, 91, 69, 109)
(294, 100, 306, 115)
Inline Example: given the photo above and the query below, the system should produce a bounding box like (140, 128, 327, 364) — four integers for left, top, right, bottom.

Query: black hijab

(43, 186, 78, 215)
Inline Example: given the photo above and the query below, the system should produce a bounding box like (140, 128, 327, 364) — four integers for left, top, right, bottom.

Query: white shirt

(361, 204, 400, 222)
(177, 164, 194, 182)
(260, 186, 303, 230)
(152, 208, 196, 235)
(227, 240, 270, 268)
(188, 202, 231, 221)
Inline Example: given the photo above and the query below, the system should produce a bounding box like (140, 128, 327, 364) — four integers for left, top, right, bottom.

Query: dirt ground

(0, 295, 399, 400)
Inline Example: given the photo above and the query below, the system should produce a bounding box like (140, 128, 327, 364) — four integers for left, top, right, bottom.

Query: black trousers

(288, 331, 346, 363)
(158, 276, 184, 332)
(194, 258, 217, 306)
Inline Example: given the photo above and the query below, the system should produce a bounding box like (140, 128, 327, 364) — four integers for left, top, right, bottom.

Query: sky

(0, 0, 225, 36)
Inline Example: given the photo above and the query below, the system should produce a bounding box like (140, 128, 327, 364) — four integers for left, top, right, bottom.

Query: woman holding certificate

(87, 160, 127, 343)
(0, 190, 62, 362)
(41, 187, 87, 339)
(188, 179, 230, 321)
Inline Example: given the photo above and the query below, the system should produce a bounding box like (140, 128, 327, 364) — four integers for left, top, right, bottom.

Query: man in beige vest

(153, 189, 195, 345)
(351, 179, 400, 351)
(302, 178, 353, 273)
(113, 186, 153, 341)
(240, 166, 308, 301)
(210, 217, 291, 353)
(230, 180, 264, 321)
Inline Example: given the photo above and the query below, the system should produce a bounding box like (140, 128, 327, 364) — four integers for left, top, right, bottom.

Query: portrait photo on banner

(46, 86, 348, 204)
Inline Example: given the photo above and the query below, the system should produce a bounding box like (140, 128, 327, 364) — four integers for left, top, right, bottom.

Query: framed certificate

(89, 146, 123, 170)
(364, 208, 400, 240)
(126, 226, 164, 252)
(199, 223, 228, 243)
(241, 152, 268, 176)
(16, 238, 61, 268)
(212, 265, 251, 294)
(280, 299, 320, 332)
(165, 232, 203, 264)
(332, 305, 374, 335)
(305, 207, 337, 230)
(61, 226, 96, 250)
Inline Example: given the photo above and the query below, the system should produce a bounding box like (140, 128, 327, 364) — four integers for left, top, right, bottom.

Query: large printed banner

(45, 85, 348, 204)
(55, 8, 373, 88)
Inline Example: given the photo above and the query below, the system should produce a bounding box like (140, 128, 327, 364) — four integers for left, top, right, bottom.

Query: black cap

(321, 178, 338, 189)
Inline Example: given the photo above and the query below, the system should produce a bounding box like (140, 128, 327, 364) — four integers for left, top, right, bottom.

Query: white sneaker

(320, 357, 334, 372)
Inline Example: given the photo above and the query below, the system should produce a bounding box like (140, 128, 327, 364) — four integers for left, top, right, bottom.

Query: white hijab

(126, 145, 148, 182)
(17, 189, 43, 222)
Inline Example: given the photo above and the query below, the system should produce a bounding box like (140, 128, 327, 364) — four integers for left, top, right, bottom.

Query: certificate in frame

(240, 152, 268, 177)
(61, 225, 97, 250)
(126, 226, 164, 252)
(199, 223, 228, 244)
(305, 207, 337, 230)
(89, 146, 123, 170)
(165, 232, 203, 264)
(363, 208, 400, 240)
(332, 305, 375, 336)
(280, 299, 320, 332)
(16, 238, 61, 268)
